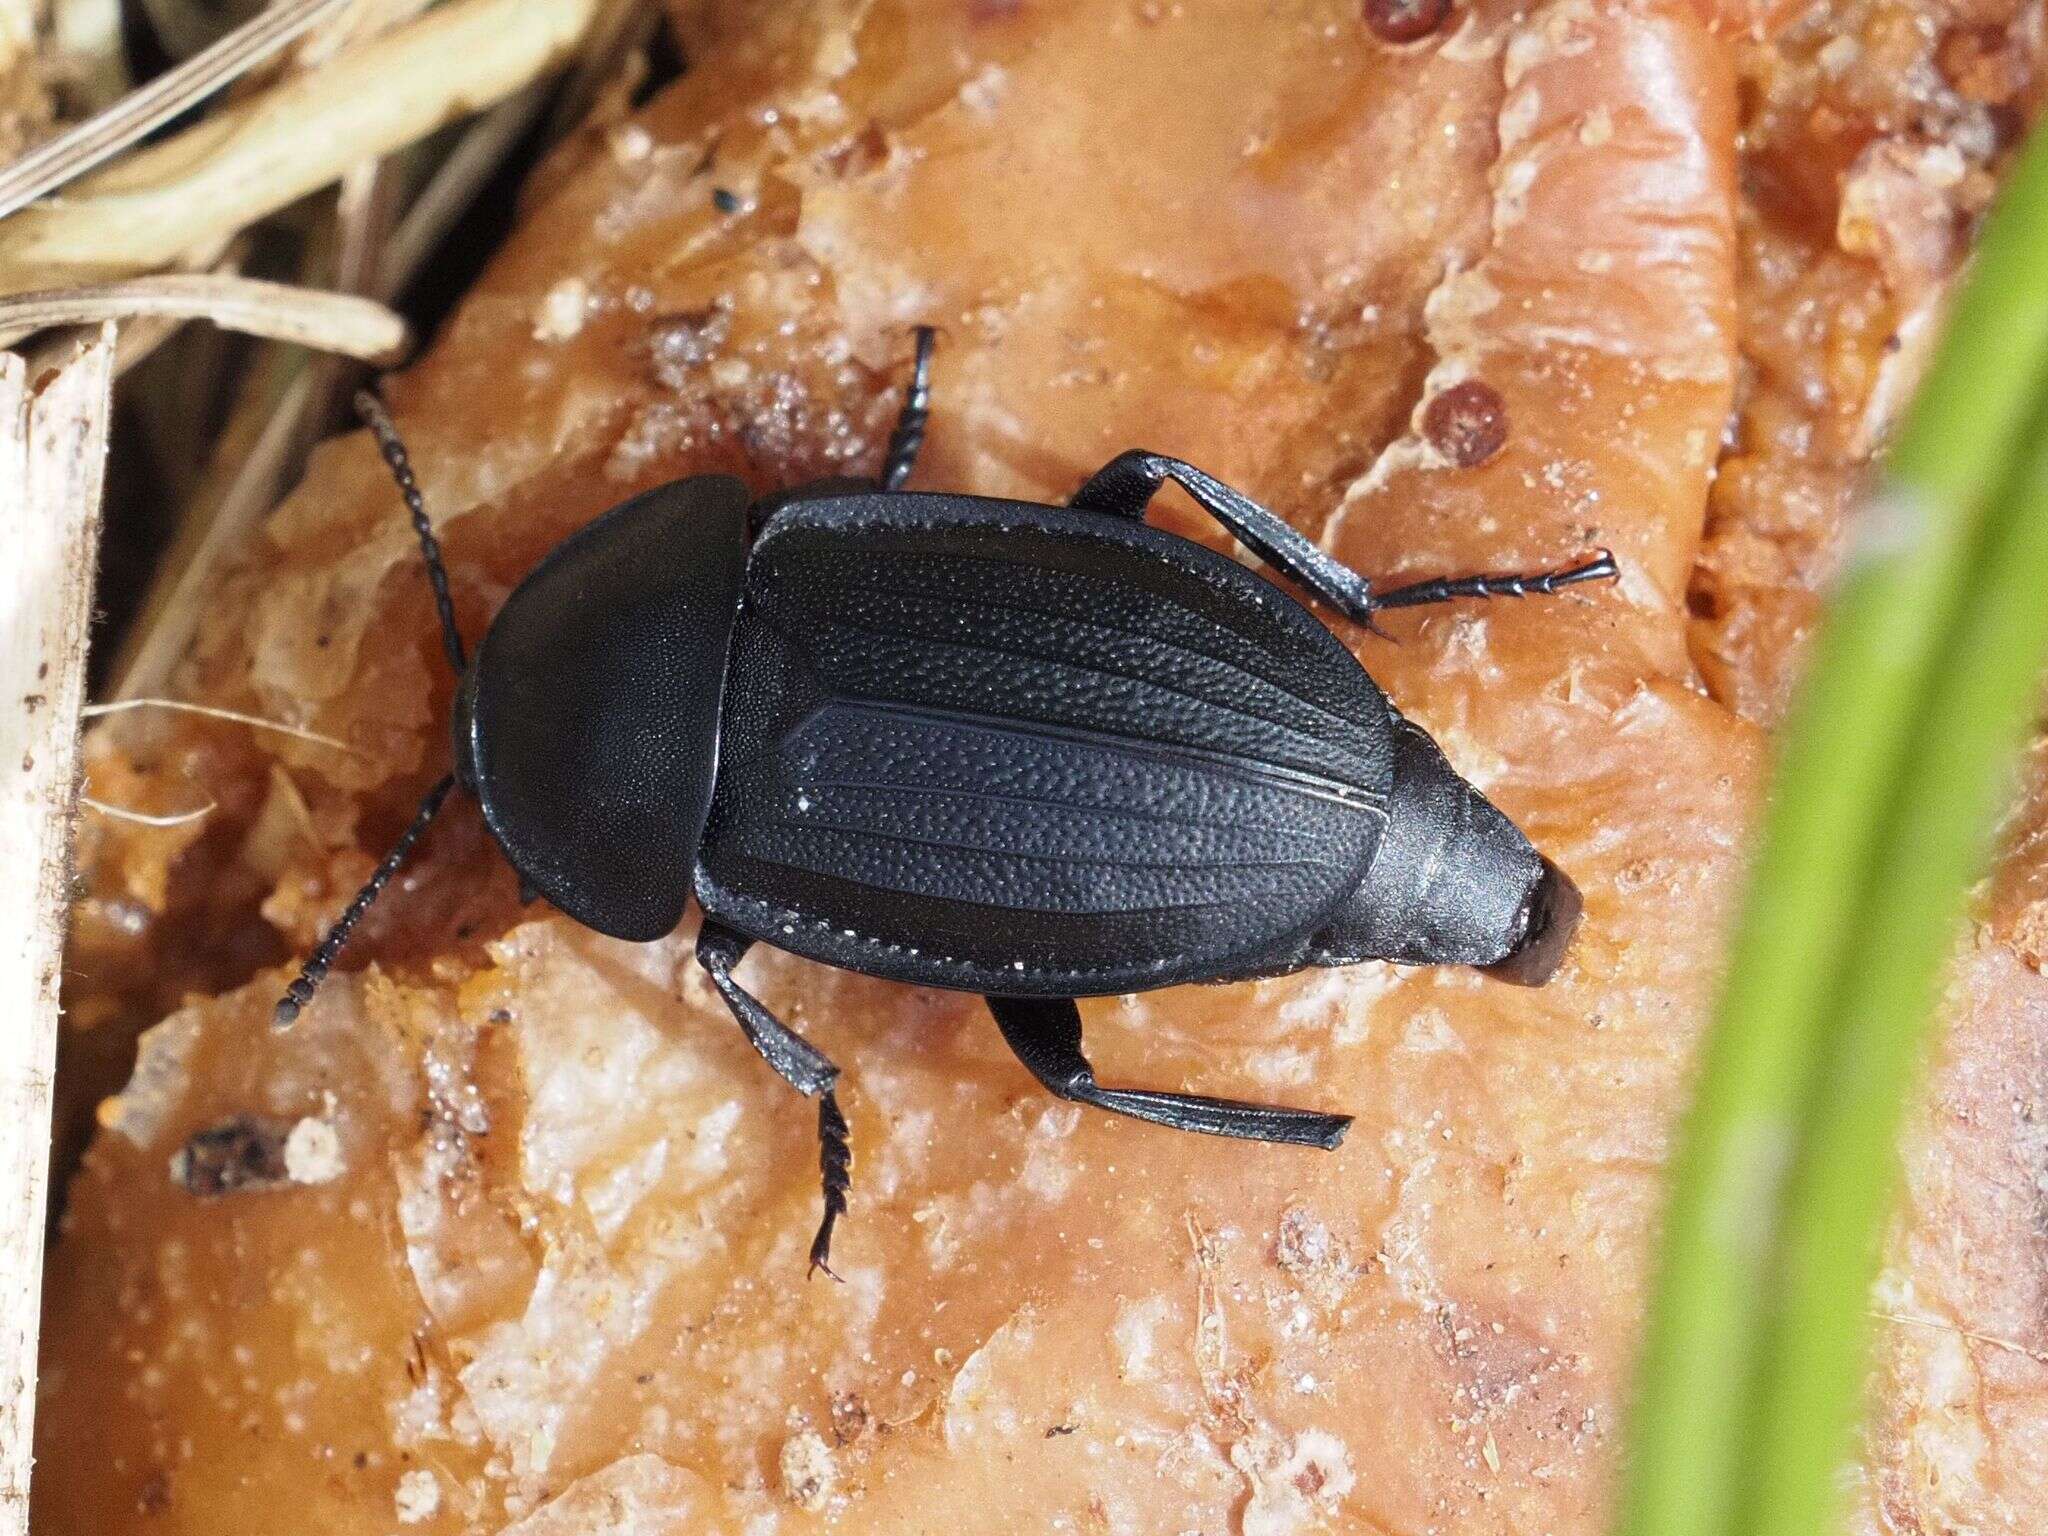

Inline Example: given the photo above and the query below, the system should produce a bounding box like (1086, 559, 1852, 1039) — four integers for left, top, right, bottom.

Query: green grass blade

(1615, 124, 2048, 1536)
(1741, 399, 2048, 1536)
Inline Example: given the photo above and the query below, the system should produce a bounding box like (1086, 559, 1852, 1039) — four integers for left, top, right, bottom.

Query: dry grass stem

(111, 363, 318, 699)
(0, 327, 114, 1536)
(1871, 1311, 2048, 1368)
(377, 79, 552, 299)
(83, 696, 362, 755)
(0, 0, 605, 294)
(544, 0, 660, 142)
(0, 0, 351, 222)
(78, 792, 215, 826)
(0, 273, 410, 360)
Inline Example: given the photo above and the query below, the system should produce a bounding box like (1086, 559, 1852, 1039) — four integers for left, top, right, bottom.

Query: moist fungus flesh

(33, 1, 2048, 1533)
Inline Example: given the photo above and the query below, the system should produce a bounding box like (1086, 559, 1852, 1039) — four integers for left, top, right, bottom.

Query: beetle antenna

(272, 774, 455, 1029)
(355, 390, 467, 675)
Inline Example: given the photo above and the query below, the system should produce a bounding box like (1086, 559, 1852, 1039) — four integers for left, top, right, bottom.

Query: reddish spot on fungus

(1363, 0, 1451, 45)
(1424, 380, 1509, 467)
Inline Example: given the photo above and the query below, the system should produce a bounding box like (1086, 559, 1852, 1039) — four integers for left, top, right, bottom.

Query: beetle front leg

(986, 996, 1351, 1150)
(696, 922, 853, 1277)
(879, 325, 936, 491)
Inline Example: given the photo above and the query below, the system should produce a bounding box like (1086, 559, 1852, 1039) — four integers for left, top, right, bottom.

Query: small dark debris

(820, 122, 890, 181)
(1423, 380, 1509, 468)
(712, 186, 742, 215)
(137, 1471, 171, 1515)
(1044, 1423, 1077, 1438)
(22, 693, 44, 712)
(352, 1451, 370, 1471)
(172, 1115, 293, 1197)
(406, 1332, 430, 1386)
(1363, 0, 1451, 44)
(830, 1390, 872, 1445)
(487, 1007, 512, 1024)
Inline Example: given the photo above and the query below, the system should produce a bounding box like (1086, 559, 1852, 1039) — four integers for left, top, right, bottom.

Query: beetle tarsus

(696, 924, 859, 1272)
(987, 995, 1351, 1149)
(879, 326, 936, 491)
(809, 1090, 852, 1280)
(1370, 548, 1619, 612)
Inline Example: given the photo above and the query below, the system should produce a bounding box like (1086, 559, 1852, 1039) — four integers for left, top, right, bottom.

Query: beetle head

(461, 475, 751, 941)
(274, 414, 754, 1026)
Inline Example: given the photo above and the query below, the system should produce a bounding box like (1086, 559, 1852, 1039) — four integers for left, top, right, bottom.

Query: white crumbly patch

(943, 1309, 1038, 1452)
(533, 277, 590, 343)
(1502, 0, 1596, 89)
(779, 1430, 835, 1511)
(958, 63, 1007, 115)
(105, 1011, 203, 1147)
(1437, 10, 1506, 62)
(1112, 1295, 1177, 1382)
(498, 1455, 703, 1534)
(1817, 35, 1861, 75)
(1233, 1429, 1356, 1535)
(284, 1116, 343, 1184)
(395, 1468, 441, 1524)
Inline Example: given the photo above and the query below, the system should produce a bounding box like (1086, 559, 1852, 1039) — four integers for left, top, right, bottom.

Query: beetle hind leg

(1068, 449, 1618, 624)
(1069, 450, 1380, 624)
(696, 922, 854, 1277)
(986, 996, 1350, 1150)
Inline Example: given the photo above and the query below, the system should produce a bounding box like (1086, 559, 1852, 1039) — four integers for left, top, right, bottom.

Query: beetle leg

(1366, 549, 1618, 610)
(985, 996, 1350, 1150)
(695, 922, 852, 1277)
(879, 325, 936, 491)
(1069, 450, 1380, 625)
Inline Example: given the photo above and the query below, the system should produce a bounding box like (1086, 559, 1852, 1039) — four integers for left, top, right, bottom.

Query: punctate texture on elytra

(38, 1, 2048, 1533)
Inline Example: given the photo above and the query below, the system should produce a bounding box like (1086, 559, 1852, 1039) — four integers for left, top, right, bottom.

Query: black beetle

(273, 329, 1614, 1273)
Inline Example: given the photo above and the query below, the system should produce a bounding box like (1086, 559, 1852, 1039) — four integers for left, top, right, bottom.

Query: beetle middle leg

(695, 922, 852, 1276)
(985, 996, 1351, 1150)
